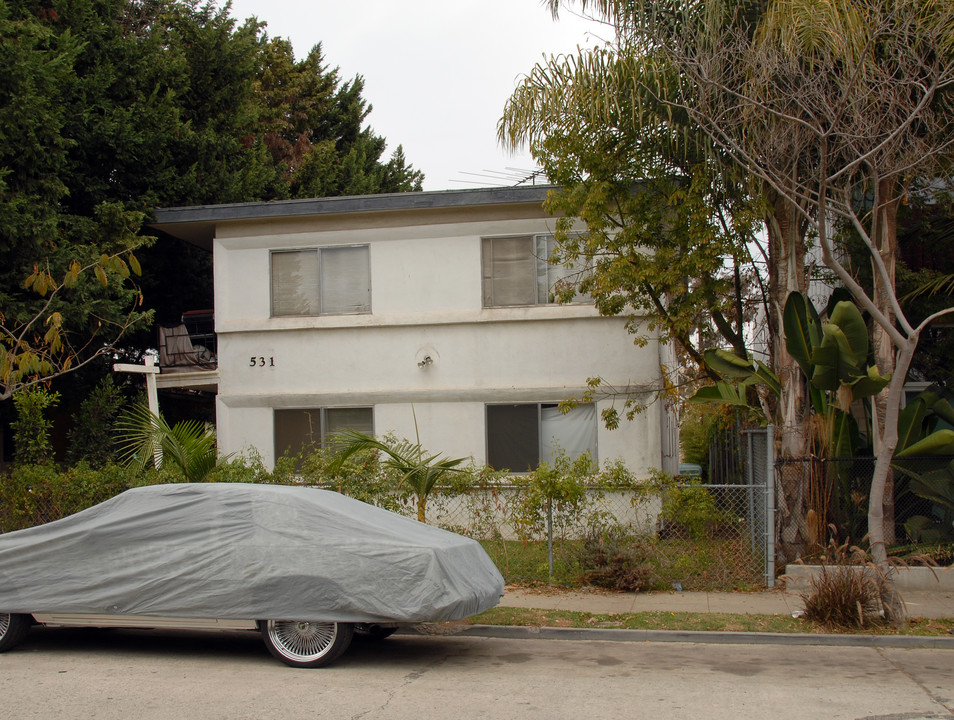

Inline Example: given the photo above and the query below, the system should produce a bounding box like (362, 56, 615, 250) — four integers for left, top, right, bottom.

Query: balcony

(156, 310, 218, 392)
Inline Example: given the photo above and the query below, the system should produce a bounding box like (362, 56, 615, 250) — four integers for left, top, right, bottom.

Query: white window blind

(482, 234, 587, 307)
(482, 236, 536, 306)
(536, 234, 588, 304)
(320, 245, 371, 314)
(271, 246, 370, 316)
(271, 250, 319, 316)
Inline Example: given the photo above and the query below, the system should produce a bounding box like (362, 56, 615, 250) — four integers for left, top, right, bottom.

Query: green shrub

(509, 453, 637, 542)
(0, 462, 144, 532)
(660, 481, 731, 540)
(11, 387, 60, 464)
(67, 377, 126, 467)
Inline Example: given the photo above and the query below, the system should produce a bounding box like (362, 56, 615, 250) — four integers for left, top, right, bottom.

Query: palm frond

(329, 430, 468, 521)
(115, 404, 223, 482)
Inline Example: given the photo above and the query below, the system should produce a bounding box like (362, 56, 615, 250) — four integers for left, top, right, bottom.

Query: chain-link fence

(422, 481, 771, 590)
(2, 475, 774, 591)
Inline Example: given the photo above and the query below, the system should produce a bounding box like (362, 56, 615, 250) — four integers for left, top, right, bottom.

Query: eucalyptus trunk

(767, 190, 814, 559)
(870, 177, 904, 547)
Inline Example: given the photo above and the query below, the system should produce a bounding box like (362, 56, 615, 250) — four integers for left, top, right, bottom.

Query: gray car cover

(0, 483, 504, 623)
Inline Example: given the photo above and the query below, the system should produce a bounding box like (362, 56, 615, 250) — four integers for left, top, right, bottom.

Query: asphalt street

(1, 626, 952, 720)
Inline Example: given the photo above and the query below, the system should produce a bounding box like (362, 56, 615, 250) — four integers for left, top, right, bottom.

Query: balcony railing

(158, 310, 217, 372)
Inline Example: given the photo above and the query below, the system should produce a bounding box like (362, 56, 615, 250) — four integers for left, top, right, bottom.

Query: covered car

(0, 483, 505, 667)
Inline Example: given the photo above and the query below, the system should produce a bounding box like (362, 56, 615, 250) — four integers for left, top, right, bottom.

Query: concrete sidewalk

(499, 586, 954, 619)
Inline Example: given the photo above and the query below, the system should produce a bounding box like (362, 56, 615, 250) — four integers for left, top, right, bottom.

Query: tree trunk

(767, 191, 813, 561)
(867, 337, 916, 627)
(870, 178, 903, 547)
(768, 191, 810, 456)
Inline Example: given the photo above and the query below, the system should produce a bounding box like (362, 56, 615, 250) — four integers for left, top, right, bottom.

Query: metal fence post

(745, 429, 756, 555)
(765, 425, 776, 588)
(546, 497, 554, 585)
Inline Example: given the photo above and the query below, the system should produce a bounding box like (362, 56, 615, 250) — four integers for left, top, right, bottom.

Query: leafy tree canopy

(0, 0, 423, 402)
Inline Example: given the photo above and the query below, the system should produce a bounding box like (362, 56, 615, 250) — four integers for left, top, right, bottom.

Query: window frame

(481, 233, 589, 308)
(485, 402, 598, 472)
(270, 244, 371, 317)
(274, 406, 374, 461)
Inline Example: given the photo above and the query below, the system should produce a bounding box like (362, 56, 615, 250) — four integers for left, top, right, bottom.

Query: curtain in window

(541, 403, 598, 464)
(536, 234, 586, 304)
(271, 250, 319, 316)
(320, 246, 371, 314)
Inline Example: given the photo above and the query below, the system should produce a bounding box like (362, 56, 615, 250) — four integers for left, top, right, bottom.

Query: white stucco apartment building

(150, 185, 677, 476)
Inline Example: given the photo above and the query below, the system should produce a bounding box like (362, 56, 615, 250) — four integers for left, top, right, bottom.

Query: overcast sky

(225, 0, 602, 191)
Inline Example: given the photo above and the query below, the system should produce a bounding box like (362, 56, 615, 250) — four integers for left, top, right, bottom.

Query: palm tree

(329, 430, 467, 523)
(116, 404, 224, 483)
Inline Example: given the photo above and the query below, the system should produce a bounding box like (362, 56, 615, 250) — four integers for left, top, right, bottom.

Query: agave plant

(329, 430, 467, 523)
(116, 404, 224, 483)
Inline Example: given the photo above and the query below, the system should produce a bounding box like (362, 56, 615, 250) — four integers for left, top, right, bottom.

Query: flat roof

(148, 185, 556, 249)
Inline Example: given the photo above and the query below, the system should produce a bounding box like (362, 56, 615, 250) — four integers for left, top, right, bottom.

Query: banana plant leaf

(701, 349, 781, 395)
(908, 465, 954, 514)
(687, 382, 750, 406)
(783, 290, 822, 378)
(847, 365, 891, 401)
(827, 300, 869, 365)
(897, 396, 929, 454)
(894, 428, 954, 458)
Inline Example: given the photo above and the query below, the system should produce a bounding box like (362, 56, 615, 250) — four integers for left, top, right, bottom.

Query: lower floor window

(486, 403, 597, 472)
(274, 407, 373, 460)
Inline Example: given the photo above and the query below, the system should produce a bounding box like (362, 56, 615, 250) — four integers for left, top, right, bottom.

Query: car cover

(0, 483, 505, 623)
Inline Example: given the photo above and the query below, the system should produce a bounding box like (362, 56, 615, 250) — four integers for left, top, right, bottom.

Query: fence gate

(742, 426, 776, 587)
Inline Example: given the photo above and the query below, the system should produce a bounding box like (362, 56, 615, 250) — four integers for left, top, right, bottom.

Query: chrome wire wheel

(0, 613, 30, 653)
(261, 620, 353, 668)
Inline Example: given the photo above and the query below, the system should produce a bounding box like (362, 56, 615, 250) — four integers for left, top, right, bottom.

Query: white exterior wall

(210, 206, 665, 476)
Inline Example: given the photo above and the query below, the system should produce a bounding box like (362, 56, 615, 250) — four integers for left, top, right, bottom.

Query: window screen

(486, 403, 597, 471)
(324, 407, 374, 439)
(487, 404, 539, 472)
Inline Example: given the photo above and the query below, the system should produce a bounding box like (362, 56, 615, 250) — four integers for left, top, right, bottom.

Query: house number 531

(250, 356, 275, 367)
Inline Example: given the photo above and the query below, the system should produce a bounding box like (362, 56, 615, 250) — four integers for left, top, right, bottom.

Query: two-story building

(150, 185, 677, 476)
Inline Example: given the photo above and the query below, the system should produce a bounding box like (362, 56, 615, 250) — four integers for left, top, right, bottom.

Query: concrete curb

(452, 624, 954, 649)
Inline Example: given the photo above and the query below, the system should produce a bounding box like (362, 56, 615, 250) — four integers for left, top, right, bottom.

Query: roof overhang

(148, 185, 556, 251)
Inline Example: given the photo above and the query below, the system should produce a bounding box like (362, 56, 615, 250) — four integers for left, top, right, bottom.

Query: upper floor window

(271, 246, 370, 317)
(481, 234, 587, 307)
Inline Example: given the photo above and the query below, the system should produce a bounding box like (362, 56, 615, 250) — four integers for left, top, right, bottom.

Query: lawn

(464, 606, 954, 636)
(478, 536, 766, 591)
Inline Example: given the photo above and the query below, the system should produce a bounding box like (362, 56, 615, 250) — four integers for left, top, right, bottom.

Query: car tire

(260, 620, 354, 668)
(0, 613, 30, 652)
(355, 623, 398, 641)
